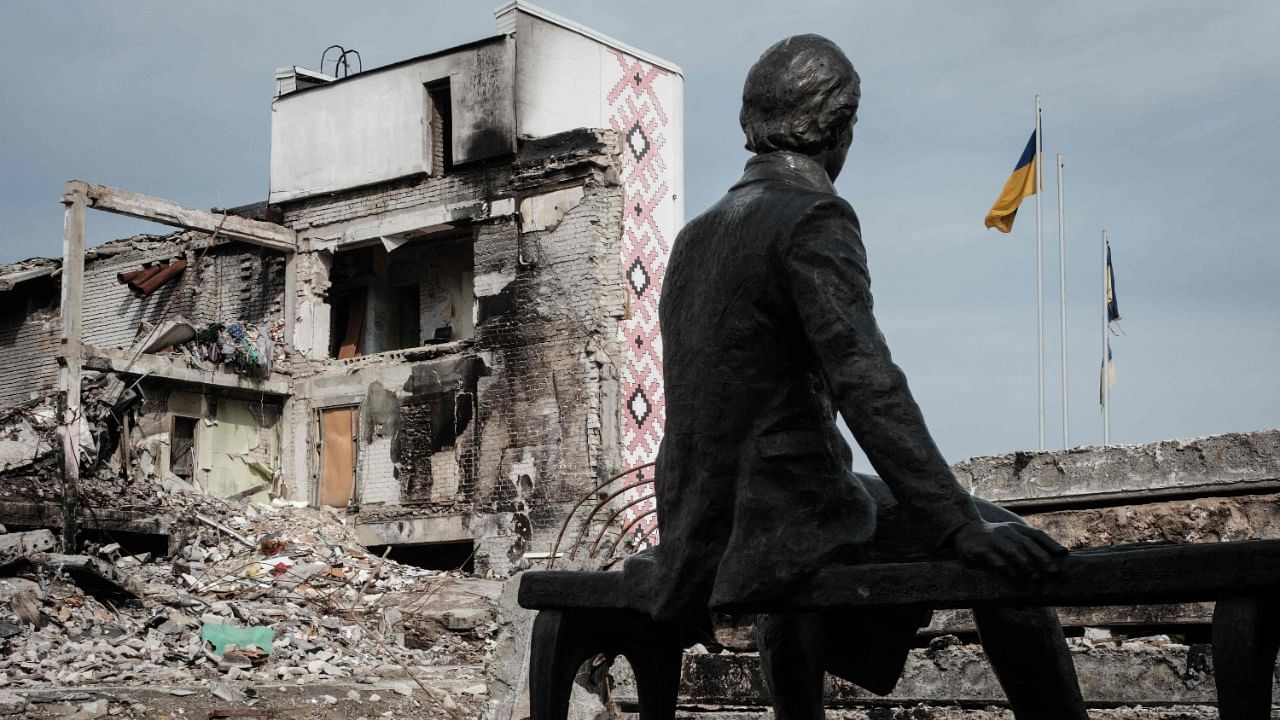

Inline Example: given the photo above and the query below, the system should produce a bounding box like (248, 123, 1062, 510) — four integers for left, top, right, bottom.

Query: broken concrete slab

(611, 640, 1261, 707)
(0, 691, 27, 716)
(0, 502, 175, 537)
(0, 528, 56, 567)
(954, 430, 1280, 509)
(1025, 491, 1280, 549)
(29, 553, 142, 599)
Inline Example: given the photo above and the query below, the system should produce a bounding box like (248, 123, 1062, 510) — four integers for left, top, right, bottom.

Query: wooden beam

(80, 181, 296, 253)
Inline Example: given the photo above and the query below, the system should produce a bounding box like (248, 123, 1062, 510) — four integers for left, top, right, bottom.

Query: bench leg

(1213, 595, 1280, 720)
(528, 610, 599, 720)
(528, 610, 685, 720)
(624, 628, 683, 720)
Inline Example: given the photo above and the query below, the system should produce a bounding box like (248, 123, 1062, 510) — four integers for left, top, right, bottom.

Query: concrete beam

(612, 642, 1262, 708)
(58, 181, 87, 548)
(0, 502, 174, 535)
(0, 529, 56, 566)
(301, 196, 514, 250)
(712, 604, 1218, 651)
(355, 513, 474, 546)
(955, 430, 1280, 510)
(926, 603, 1215, 636)
(82, 345, 290, 395)
(79, 181, 296, 253)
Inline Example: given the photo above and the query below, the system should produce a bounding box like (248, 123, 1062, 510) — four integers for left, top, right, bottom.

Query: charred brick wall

(285, 130, 627, 575)
(282, 165, 513, 231)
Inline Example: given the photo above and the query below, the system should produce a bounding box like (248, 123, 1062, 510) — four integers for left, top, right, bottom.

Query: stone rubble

(0, 490, 500, 718)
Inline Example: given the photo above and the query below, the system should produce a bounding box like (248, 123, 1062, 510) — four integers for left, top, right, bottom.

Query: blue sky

(2, 1, 1276, 463)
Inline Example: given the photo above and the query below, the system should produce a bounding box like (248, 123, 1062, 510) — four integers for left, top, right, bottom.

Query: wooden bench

(518, 539, 1280, 720)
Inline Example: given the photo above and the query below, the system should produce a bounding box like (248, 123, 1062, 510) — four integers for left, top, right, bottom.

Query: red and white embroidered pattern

(609, 49, 673, 541)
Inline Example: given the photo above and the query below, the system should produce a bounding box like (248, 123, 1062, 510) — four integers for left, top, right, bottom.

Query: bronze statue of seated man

(622, 34, 1087, 720)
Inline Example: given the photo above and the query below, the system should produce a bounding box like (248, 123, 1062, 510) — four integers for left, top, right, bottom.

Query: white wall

(510, 10, 683, 218)
(270, 39, 515, 203)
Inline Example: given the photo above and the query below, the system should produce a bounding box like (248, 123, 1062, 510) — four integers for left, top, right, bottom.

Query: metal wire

(602, 507, 659, 561)
(586, 492, 656, 558)
(566, 476, 654, 561)
(546, 462, 654, 568)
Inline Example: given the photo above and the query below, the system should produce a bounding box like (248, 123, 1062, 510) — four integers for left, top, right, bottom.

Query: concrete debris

(0, 491, 501, 718)
(29, 553, 143, 600)
(0, 690, 28, 716)
(0, 528, 56, 566)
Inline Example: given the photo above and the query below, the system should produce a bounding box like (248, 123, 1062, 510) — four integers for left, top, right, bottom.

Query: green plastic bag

(200, 622, 275, 656)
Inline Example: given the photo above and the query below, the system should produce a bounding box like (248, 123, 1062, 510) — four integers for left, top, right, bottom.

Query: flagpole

(1102, 229, 1110, 446)
(1035, 95, 1045, 451)
(1057, 154, 1068, 449)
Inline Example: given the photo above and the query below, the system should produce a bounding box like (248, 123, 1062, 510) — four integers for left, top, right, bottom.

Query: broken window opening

(427, 80, 453, 175)
(78, 528, 172, 558)
(170, 415, 198, 480)
(366, 540, 474, 573)
(326, 237, 475, 359)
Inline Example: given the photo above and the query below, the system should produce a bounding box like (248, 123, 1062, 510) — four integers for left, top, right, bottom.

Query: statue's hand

(950, 521, 1067, 582)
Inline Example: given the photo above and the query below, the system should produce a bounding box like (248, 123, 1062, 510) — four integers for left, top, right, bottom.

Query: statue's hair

(740, 34, 860, 154)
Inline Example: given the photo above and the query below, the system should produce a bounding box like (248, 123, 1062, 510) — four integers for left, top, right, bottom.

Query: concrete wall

(269, 37, 516, 203)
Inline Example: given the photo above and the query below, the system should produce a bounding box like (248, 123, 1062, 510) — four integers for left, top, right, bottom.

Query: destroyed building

(4, 3, 1280, 719)
(0, 1, 682, 577)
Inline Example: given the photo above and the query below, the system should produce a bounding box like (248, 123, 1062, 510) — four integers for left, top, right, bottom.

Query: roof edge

(494, 1, 683, 76)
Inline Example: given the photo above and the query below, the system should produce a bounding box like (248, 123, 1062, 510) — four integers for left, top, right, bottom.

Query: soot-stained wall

(285, 129, 627, 575)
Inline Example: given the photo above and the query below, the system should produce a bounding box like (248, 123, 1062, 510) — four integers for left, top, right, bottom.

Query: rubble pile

(0, 493, 500, 718)
(0, 380, 151, 508)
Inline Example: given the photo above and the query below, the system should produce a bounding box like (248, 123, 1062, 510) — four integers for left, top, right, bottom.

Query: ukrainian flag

(1105, 241, 1121, 322)
(984, 131, 1038, 233)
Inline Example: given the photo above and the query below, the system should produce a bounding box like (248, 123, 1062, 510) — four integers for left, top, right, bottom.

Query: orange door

(319, 408, 357, 507)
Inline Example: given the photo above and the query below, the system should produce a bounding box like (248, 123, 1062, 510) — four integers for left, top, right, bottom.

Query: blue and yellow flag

(984, 131, 1038, 233)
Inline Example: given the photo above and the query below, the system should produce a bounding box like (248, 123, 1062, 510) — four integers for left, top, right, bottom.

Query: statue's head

(740, 34, 860, 179)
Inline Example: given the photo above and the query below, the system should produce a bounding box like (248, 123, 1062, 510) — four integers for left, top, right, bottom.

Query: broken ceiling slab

(82, 345, 290, 395)
(0, 261, 59, 292)
(29, 552, 143, 600)
(0, 502, 175, 537)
